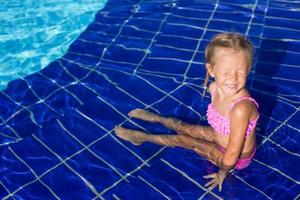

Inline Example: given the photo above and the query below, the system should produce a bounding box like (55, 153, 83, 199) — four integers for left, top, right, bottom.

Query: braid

(201, 71, 210, 98)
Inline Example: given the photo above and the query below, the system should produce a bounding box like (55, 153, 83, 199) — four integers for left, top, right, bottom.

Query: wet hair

(202, 32, 253, 97)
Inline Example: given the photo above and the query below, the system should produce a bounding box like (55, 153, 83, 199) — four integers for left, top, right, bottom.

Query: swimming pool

(1, 0, 300, 199)
(0, 0, 108, 90)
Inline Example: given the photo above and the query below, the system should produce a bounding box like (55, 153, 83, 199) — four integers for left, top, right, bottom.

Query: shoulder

(230, 98, 256, 120)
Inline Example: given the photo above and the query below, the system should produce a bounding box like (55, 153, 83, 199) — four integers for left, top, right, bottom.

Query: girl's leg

(114, 127, 223, 167)
(128, 109, 216, 143)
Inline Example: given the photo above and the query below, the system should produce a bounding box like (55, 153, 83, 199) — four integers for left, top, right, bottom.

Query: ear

(206, 63, 215, 78)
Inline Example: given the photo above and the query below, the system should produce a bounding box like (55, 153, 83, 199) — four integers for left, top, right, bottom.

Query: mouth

(225, 84, 238, 90)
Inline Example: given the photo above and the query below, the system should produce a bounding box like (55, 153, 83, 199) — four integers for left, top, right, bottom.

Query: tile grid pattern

(1, 0, 299, 199)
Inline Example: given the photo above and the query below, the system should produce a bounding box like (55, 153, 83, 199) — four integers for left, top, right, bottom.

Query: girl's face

(207, 47, 250, 96)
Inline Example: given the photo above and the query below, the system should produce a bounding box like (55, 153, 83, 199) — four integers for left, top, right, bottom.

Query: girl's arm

(219, 101, 253, 175)
(204, 99, 254, 191)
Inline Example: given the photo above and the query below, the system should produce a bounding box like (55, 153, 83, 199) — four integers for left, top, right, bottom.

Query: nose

(230, 73, 238, 81)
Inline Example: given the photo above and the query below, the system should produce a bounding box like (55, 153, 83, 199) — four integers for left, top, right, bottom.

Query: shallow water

(0, 0, 108, 90)
(1, 0, 300, 199)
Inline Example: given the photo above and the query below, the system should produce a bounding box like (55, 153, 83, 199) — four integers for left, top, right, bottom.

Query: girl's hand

(203, 172, 226, 191)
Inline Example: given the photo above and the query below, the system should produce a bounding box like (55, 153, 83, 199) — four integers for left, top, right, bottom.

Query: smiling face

(207, 47, 250, 96)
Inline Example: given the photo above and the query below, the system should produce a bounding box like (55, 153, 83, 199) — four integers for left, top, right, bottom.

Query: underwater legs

(114, 126, 223, 167)
(128, 109, 216, 143)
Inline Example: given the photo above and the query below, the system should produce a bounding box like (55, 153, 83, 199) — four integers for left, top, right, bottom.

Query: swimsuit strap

(229, 96, 259, 111)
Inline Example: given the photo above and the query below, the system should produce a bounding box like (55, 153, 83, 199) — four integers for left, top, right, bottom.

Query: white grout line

(182, 0, 220, 82)
(253, 158, 300, 185)
(75, 109, 149, 166)
(294, 192, 300, 200)
(56, 119, 129, 182)
(112, 193, 122, 200)
(161, 158, 222, 200)
(3, 125, 111, 198)
(258, 107, 299, 147)
(4, 147, 60, 200)
(0, 181, 17, 200)
(1, 0, 300, 199)
(0, 91, 41, 128)
(133, 3, 175, 74)
(32, 135, 102, 198)
(96, 147, 166, 199)
(138, 175, 171, 200)
(231, 173, 272, 199)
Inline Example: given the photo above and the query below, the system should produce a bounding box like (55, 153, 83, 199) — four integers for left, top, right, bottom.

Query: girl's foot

(128, 109, 160, 123)
(114, 126, 146, 146)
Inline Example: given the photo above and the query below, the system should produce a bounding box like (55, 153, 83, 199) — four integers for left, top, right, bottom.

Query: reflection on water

(0, 0, 108, 90)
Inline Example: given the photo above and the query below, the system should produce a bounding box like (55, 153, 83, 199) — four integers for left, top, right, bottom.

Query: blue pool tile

(69, 39, 107, 58)
(255, 142, 300, 188)
(25, 73, 60, 99)
(2, 79, 38, 106)
(214, 11, 251, 23)
(89, 136, 157, 172)
(80, 29, 116, 44)
(174, 7, 211, 19)
(30, 102, 63, 123)
(168, 15, 207, 28)
(192, 50, 204, 63)
(1, 0, 300, 199)
(39, 61, 77, 86)
(41, 165, 95, 200)
(247, 24, 265, 37)
(270, 125, 300, 160)
(85, 23, 121, 36)
(136, 149, 210, 199)
(75, 97, 129, 131)
(57, 114, 107, 146)
(268, 7, 300, 20)
(5, 136, 60, 176)
(63, 52, 101, 66)
(58, 58, 92, 79)
(102, 175, 173, 200)
(103, 45, 145, 64)
(259, 39, 300, 53)
(163, 23, 204, 39)
(14, 181, 57, 200)
(0, 184, 9, 199)
(186, 63, 205, 79)
(1, 147, 36, 193)
(266, 17, 300, 32)
(263, 27, 300, 40)
(244, 152, 300, 200)
(66, 149, 123, 192)
(156, 34, 199, 50)
(95, 14, 128, 25)
(139, 1, 173, 13)
(43, 88, 82, 114)
(34, 122, 84, 160)
(5, 109, 41, 138)
(149, 45, 194, 61)
(288, 111, 300, 129)
(0, 92, 22, 118)
(208, 20, 248, 33)
(258, 50, 300, 66)
(141, 58, 191, 75)
(177, 1, 216, 10)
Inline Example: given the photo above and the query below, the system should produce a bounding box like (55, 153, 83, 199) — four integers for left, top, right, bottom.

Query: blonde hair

(202, 32, 253, 97)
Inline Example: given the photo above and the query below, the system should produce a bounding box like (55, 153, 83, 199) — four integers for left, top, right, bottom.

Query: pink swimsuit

(206, 87, 259, 169)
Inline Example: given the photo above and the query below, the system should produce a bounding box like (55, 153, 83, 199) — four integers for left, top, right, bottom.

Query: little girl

(115, 32, 259, 191)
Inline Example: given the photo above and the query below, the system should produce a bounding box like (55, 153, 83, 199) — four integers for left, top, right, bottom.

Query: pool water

(1, 0, 300, 199)
(0, 0, 108, 90)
